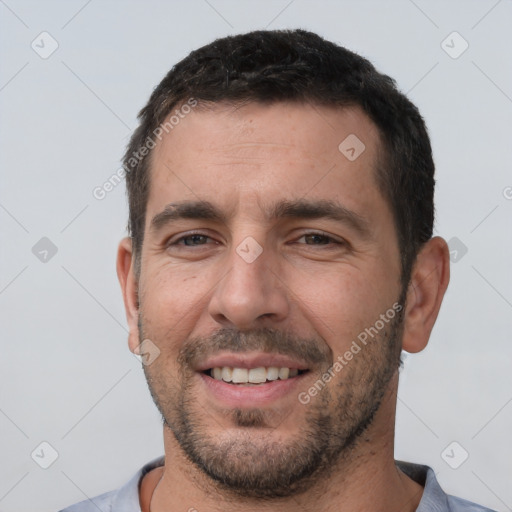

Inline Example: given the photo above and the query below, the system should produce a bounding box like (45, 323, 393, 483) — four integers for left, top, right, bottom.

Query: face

(132, 102, 405, 497)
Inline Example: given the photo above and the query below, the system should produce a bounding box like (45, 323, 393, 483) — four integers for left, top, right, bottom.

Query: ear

(402, 236, 450, 353)
(116, 237, 140, 354)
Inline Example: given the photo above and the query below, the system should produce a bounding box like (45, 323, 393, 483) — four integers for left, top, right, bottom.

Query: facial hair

(140, 300, 404, 499)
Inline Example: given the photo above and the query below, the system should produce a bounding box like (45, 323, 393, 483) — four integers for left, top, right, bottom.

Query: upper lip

(195, 352, 310, 372)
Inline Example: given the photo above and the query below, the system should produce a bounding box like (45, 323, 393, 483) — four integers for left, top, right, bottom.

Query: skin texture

(117, 102, 450, 512)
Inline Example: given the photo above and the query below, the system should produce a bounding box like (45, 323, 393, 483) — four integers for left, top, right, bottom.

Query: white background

(1, 1, 511, 511)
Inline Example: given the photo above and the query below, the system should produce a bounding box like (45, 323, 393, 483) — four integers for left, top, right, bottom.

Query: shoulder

(396, 460, 497, 512)
(445, 494, 498, 512)
(57, 456, 165, 512)
(58, 489, 115, 512)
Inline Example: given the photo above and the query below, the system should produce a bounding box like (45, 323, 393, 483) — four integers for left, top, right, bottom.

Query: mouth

(196, 354, 312, 407)
(204, 366, 309, 385)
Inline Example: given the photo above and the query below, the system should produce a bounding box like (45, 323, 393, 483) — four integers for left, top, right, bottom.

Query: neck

(150, 383, 423, 512)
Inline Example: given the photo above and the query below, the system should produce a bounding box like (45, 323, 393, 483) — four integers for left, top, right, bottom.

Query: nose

(208, 243, 290, 330)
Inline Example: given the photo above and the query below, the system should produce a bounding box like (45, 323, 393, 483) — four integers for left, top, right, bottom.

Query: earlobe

(401, 236, 450, 354)
(116, 237, 140, 353)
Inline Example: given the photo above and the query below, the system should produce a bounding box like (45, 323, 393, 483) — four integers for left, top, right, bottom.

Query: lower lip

(199, 372, 307, 407)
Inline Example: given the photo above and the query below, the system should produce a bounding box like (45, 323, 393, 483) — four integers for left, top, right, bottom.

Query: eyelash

(167, 231, 345, 248)
(295, 233, 344, 246)
(168, 232, 216, 248)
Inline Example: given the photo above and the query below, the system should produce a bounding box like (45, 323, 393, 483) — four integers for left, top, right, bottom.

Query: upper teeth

(211, 367, 299, 384)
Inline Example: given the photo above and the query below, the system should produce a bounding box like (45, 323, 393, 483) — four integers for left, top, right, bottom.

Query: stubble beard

(140, 303, 404, 499)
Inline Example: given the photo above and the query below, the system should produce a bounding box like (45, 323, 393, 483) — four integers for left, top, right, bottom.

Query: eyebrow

(268, 199, 371, 237)
(149, 199, 371, 238)
(150, 201, 227, 232)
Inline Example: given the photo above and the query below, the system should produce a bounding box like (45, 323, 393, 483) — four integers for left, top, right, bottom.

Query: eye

(178, 234, 210, 246)
(300, 233, 332, 245)
(166, 232, 217, 248)
(296, 232, 343, 246)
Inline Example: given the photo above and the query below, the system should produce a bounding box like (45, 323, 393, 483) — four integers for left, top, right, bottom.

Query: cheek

(284, 262, 396, 351)
(139, 264, 212, 347)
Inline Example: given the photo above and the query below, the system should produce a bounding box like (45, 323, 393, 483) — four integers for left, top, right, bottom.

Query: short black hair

(124, 29, 435, 287)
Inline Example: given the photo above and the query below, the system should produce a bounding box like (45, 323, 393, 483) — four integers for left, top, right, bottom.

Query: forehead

(147, 101, 387, 224)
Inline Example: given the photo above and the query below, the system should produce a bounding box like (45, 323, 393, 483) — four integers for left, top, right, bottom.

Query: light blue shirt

(59, 457, 496, 512)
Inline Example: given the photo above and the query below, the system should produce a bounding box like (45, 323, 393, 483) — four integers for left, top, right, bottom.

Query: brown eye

(180, 234, 209, 246)
(303, 234, 332, 245)
(167, 232, 216, 248)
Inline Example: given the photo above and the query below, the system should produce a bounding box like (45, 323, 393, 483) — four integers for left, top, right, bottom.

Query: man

(60, 29, 494, 512)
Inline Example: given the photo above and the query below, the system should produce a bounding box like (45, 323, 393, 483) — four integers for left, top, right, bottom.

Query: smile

(206, 366, 308, 384)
